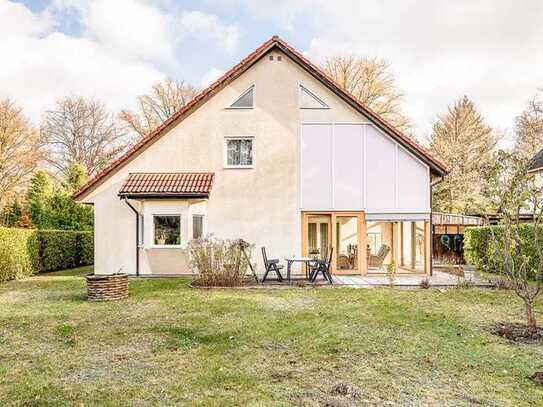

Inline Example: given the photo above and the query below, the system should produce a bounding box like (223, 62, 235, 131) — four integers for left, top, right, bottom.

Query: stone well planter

(85, 273, 129, 301)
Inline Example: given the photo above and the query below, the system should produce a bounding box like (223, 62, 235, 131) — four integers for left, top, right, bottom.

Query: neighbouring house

(528, 148, 543, 184)
(74, 36, 447, 277)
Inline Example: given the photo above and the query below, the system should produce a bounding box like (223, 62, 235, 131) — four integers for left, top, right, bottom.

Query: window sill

(149, 245, 184, 250)
(223, 165, 254, 169)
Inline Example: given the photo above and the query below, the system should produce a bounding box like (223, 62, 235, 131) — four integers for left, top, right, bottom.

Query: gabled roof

(527, 148, 543, 174)
(74, 35, 447, 201)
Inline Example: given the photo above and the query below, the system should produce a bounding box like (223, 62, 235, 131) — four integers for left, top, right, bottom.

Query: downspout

(123, 197, 140, 277)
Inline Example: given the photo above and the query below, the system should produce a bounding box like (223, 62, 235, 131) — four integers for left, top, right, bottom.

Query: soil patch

(490, 323, 543, 344)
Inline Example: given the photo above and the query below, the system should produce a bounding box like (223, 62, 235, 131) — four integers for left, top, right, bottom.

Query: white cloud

(222, 0, 543, 144)
(179, 10, 240, 53)
(0, 0, 241, 124)
(53, 0, 176, 63)
(0, 0, 165, 123)
(200, 67, 226, 87)
(0, 0, 53, 38)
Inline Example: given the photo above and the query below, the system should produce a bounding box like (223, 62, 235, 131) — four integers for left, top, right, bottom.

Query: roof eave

(118, 193, 210, 200)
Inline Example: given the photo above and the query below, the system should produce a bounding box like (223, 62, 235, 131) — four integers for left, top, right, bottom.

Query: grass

(0, 267, 543, 406)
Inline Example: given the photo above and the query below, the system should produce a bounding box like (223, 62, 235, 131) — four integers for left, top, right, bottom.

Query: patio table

(284, 256, 314, 281)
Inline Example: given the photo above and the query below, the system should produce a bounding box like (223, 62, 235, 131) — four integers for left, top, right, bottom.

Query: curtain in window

(227, 139, 253, 165)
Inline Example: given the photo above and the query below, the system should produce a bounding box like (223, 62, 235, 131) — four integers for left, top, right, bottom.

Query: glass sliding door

(366, 220, 429, 274)
(336, 216, 359, 272)
(400, 221, 426, 272)
(366, 221, 394, 272)
(302, 212, 365, 274)
(306, 215, 331, 261)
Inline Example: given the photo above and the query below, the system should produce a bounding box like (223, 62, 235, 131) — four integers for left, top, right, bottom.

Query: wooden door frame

(301, 211, 367, 275)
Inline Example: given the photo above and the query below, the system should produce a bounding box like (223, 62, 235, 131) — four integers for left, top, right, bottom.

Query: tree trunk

(525, 300, 538, 334)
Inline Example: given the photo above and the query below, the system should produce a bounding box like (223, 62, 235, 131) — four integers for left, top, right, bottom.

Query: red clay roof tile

(118, 172, 214, 196)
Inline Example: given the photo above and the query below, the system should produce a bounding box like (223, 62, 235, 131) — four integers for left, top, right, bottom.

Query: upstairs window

(300, 85, 329, 109)
(224, 137, 254, 168)
(229, 85, 255, 108)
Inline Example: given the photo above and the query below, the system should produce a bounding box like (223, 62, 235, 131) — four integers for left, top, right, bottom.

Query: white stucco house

(74, 36, 447, 277)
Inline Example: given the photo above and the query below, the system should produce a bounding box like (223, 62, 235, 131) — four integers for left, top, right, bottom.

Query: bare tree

(483, 151, 543, 334)
(323, 55, 411, 131)
(0, 99, 46, 206)
(42, 96, 127, 177)
(429, 96, 499, 213)
(120, 78, 199, 138)
(515, 92, 543, 159)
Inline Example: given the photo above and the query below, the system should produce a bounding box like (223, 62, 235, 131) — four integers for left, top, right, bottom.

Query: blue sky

(2, 0, 543, 145)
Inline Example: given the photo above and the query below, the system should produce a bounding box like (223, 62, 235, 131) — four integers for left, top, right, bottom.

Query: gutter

(430, 175, 445, 187)
(122, 197, 140, 277)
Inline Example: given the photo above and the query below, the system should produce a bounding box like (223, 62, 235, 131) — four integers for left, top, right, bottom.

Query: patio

(257, 269, 494, 288)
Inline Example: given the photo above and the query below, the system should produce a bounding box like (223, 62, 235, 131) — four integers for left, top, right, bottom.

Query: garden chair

(368, 244, 390, 268)
(261, 247, 284, 282)
(310, 247, 333, 284)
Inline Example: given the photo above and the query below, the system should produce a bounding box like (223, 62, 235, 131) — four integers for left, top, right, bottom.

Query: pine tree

(25, 170, 52, 228)
(429, 96, 498, 213)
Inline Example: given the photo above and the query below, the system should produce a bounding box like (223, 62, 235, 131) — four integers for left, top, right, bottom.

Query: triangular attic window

(229, 85, 254, 108)
(300, 85, 329, 109)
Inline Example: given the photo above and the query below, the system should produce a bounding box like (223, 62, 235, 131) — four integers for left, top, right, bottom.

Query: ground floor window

(192, 215, 204, 239)
(138, 214, 144, 246)
(153, 215, 181, 246)
(366, 220, 427, 273)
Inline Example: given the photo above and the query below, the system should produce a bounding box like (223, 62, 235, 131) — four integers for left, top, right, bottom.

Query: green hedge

(0, 227, 93, 282)
(0, 228, 40, 282)
(464, 224, 543, 276)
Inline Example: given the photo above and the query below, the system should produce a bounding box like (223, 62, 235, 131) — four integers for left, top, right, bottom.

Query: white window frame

(138, 213, 144, 247)
(192, 214, 205, 240)
(299, 84, 330, 109)
(152, 214, 182, 249)
(223, 136, 255, 169)
(226, 84, 255, 109)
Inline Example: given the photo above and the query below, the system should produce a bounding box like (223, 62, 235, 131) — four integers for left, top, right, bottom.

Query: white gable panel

(365, 125, 396, 211)
(301, 124, 333, 209)
(333, 124, 363, 209)
(397, 147, 429, 211)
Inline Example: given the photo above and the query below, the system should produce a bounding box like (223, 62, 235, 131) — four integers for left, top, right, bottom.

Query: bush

(37, 230, 94, 272)
(0, 227, 40, 282)
(0, 227, 94, 281)
(464, 224, 543, 277)
(188, 237, 253, 287)
(77, 232, 94, 267)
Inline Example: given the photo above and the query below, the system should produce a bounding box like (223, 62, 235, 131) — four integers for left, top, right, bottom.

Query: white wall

(83, 48, 366, 275)
(301, 123, 430, 214)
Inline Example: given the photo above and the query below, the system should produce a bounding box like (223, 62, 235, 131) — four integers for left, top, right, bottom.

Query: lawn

(1, 268, 543, 406)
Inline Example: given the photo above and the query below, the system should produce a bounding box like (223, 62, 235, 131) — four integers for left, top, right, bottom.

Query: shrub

(385, 261, 396, 287)
(464, 224, 543, 278)
(37, 230, 78, 271)
(419, 278, 430, 289)
(77, 232, 94, 267)
(37, 230, 94, 272)
(0, 227, 94, 281)
(0, 227, 40, 282)
(188, 237, 253, 287)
